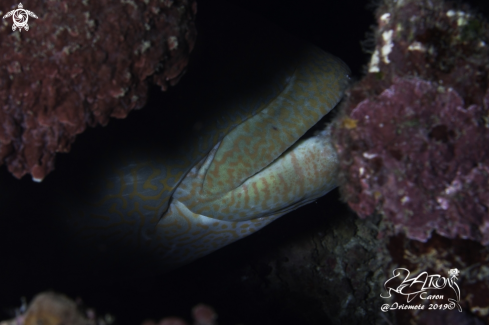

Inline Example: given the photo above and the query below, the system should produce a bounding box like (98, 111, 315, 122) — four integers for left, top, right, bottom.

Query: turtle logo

(2, 3, 38, 32)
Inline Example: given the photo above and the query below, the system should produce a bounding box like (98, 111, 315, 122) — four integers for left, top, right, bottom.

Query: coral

(142, 304, 217, 325)
(330, 0, 489, 321)
(2, 1, 488, 324)
(0, 292, 216, 325)
(0, 0, 197, 181)
(333, 0, 489, 244)
(0, 292, 114, 325)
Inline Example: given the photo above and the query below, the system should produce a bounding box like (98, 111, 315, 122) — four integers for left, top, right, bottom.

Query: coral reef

(0, 0, 197, 181)
(0, 292, 114, 325)
(0, 292, 216, 325)
(328, 1, 489, 321)
(2, 0, 488, 324)
(333, 0, 489, 244)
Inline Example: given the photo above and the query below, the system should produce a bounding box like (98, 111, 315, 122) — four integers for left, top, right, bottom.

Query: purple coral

(333, 0, 489, 244)
(338, 77, 489, 242)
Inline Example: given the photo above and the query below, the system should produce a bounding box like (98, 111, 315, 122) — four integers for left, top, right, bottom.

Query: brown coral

(0, 0, 197, 181)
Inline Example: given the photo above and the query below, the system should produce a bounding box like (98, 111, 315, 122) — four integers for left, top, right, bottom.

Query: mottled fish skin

(157, 127, 339, 269)
(55, 41, 350, 273)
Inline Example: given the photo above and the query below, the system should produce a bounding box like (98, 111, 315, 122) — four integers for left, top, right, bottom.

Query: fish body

(51, 40, 350, 275)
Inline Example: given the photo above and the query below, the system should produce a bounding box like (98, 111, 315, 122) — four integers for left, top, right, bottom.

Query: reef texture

(0, 0, 197, 181)
(0, 291, 114, 325)
(0, 291, 216, 325)
(333, 0, 489, 244)
(386, 232, 489, 325)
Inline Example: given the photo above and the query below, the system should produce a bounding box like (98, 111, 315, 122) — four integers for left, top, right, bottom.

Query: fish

(44, 37, 350, 277)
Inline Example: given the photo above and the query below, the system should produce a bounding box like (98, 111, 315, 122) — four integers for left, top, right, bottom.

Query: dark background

(0, 0, 487, 324)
